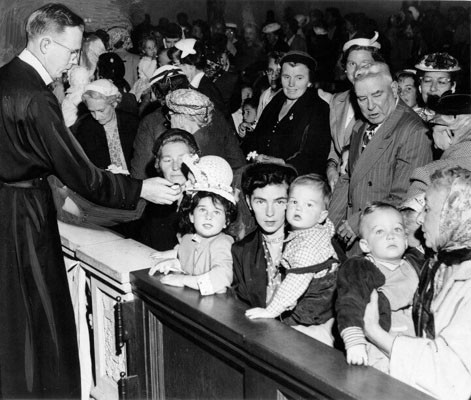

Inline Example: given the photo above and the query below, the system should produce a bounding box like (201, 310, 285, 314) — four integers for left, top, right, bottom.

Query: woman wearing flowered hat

(165, 88, 245, 171)
(415, 52, 461, 121)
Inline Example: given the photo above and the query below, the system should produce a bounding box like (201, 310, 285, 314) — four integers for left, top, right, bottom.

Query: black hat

(162, 23, 181, 39)
(280, 51, 317, 72)
(432, 94, 471, 116)
(97, 52, 125, 80)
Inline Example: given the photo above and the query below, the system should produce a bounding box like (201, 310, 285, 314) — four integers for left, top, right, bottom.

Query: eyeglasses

(420, 77, 452, 88)
(51, 39, 81, 59)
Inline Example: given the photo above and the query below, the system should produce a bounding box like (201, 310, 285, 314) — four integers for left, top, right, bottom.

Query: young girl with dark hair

(149, 154, 237, 295)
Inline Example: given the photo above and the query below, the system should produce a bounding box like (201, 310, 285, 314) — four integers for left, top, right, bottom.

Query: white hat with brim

(343, 31, 381, 52)
(263, 23, 281, 34)
(182, 154, 236, 204)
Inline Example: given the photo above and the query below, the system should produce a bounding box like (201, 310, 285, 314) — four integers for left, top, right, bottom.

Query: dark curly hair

(178, 191, 237, 235)
(242, 163, 297, 197)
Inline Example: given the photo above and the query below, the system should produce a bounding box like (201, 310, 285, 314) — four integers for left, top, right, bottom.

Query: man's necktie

(361, 124, 378, 152)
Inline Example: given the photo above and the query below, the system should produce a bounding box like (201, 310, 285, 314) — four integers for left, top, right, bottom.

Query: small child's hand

(245, 307, 278, 319)
(160, 273, 186, 287)
(148, 258, 184, 275)
(150, 249, 177, 261)
(346, 344, 368, 366)
(238, 122, 252, 138)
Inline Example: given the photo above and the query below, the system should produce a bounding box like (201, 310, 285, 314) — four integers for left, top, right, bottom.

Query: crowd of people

(0, 2, 470, 399)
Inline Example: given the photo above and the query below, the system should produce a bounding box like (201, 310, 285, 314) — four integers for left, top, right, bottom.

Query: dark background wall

(0, 0, 468, 66)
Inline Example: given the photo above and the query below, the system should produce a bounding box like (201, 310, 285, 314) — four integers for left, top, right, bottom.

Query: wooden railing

(58, 220, 432, 400)
(127, 270, 433, 400)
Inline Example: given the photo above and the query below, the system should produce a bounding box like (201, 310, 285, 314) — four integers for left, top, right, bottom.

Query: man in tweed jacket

(329, 62, 432, 253)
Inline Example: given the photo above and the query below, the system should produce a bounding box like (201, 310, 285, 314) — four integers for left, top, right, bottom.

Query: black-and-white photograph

(0, 1, 469, 399)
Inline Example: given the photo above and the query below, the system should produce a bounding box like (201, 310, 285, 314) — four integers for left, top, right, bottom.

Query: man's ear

(359, 238, 370, 254)
(40, 37, 51, 55)
(391, 80, 399, 99)
(451, 82, 457, 94)
(318, 209, 328, 224)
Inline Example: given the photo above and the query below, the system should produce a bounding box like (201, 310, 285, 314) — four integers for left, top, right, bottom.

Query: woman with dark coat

(243, 51, 331, 176)
(72, 79, 138, 171)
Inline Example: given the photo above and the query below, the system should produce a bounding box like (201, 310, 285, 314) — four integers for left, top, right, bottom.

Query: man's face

(44, 26, 83, 79)
(355, 74, 398, 125)
(244, 27, 256, 44)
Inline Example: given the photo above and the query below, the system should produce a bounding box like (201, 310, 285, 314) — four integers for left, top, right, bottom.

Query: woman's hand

(364, 290, 381, 338)
(364, 290, 395, 357)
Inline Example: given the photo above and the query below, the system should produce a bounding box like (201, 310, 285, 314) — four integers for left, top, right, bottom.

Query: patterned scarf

(413, 170, 471, 338)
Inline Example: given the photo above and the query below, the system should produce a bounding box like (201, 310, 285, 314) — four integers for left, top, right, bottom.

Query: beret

(280, 50, 317, 72)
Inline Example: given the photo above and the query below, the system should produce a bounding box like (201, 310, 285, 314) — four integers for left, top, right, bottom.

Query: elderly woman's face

(169, 112, 200, 134)
(86, 97, 115, 125)
(157, 141, 193, 185)
(281, 63, 310, 100)
(418, 186, 448, 251)
(420, 71, 454, 103)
